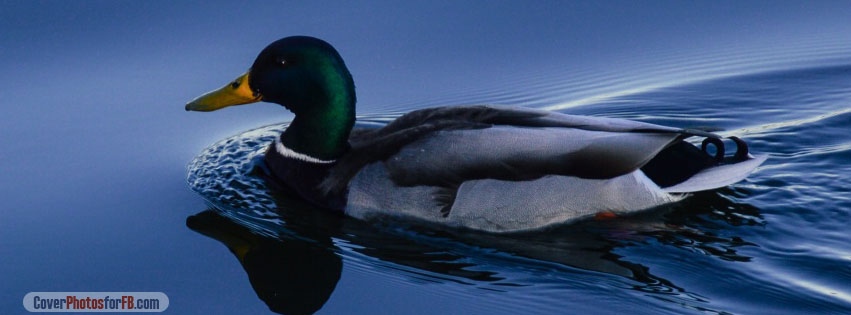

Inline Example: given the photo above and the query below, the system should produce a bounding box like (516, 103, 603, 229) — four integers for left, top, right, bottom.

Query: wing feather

(385, 126, 680, 186)
(319, 105, 715, 194)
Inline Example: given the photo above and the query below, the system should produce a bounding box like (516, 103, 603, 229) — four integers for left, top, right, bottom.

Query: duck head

(187, 36, 356, 160)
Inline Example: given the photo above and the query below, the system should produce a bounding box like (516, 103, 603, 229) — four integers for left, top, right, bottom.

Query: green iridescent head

(187, 36, 357, 159)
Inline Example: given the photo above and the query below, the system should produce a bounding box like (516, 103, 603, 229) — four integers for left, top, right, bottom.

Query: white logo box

(23, 292, 169, 312)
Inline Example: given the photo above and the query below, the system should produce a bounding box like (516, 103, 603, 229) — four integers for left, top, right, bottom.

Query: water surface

(2, 2, 851, 314)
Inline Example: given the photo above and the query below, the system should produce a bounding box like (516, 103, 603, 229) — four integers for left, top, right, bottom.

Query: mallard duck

(186, 36, 767, 233)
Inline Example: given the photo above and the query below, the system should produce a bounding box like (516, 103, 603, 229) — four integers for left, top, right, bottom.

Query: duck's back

(318, 106, 765, 233)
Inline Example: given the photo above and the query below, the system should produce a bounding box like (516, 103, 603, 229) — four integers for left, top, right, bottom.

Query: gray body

(333, 106, 766, 233)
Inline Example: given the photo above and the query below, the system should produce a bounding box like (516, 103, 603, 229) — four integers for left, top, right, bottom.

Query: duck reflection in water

(186, 181, 761, 314)
(187, 210, 342, 315)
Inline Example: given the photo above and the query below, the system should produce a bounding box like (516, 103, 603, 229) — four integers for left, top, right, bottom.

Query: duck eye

(277, 57, 288, 67)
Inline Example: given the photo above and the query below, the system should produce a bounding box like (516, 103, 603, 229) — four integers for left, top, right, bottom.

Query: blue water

(2, 2, 851, 314)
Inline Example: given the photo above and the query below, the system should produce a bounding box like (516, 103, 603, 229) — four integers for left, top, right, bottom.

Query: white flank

(274, 137, 337, 164)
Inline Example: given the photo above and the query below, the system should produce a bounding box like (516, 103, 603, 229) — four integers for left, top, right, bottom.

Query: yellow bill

(185, 72, 262, 111)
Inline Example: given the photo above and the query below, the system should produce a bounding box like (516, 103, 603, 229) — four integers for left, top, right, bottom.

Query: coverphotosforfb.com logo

(23, 292, 169, 313)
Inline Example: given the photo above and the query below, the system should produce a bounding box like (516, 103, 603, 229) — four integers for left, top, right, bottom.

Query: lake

(2, 1, 851, 314)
